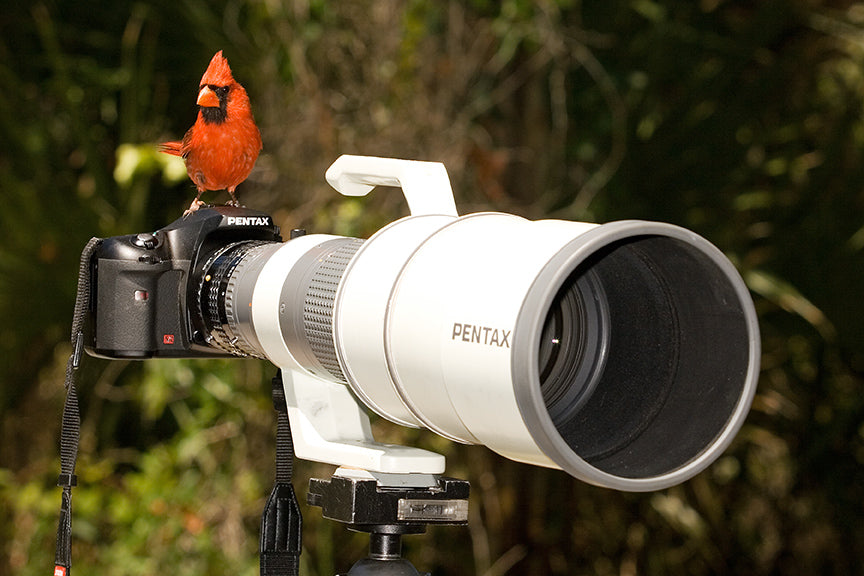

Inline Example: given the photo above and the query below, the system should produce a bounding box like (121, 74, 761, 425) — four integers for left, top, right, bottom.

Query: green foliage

(2, 359, 271, 576)
(2, 1, 864, 575)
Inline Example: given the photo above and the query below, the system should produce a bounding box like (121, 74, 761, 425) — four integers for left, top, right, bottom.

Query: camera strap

(259, 371, 302, 576)
(54, 237, 102, 576)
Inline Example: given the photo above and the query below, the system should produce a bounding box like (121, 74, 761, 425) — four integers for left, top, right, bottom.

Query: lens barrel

(196, 211, 758, 491)
(364, 215, 759, 491)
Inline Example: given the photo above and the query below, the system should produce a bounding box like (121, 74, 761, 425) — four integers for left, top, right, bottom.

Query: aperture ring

(198, 241, 271, 358)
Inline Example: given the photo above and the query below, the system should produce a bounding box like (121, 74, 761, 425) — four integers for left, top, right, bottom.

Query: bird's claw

(183, 199, 206, 218)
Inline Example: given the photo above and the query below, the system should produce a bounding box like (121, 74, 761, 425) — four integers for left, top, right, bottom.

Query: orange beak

(197, 85, 221, 108)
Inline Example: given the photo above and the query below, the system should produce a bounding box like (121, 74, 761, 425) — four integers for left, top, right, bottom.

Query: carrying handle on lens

(325, 155, 459, 217)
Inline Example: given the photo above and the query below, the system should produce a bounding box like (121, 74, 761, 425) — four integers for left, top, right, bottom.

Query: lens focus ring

(302, 239, 364, 382)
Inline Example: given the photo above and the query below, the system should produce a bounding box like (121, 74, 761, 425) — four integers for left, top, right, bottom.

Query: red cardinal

(160, 50, 262, 215)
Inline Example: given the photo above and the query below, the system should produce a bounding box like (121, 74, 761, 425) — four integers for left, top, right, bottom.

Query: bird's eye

(214, 86, 230, 98)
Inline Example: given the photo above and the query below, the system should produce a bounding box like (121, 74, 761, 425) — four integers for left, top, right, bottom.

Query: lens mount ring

(197, 240, 272, 358)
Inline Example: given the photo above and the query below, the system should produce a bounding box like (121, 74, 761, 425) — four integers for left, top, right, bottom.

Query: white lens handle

(326, 155, 459, 217)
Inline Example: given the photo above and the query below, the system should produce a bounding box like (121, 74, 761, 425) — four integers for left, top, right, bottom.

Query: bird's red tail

(159, 141, 183, 156)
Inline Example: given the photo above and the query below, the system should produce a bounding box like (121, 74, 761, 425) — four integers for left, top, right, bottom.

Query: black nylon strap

(54, 237, 101, 576)
(271, 374, 294, 484)
(259, 371, 302, 576)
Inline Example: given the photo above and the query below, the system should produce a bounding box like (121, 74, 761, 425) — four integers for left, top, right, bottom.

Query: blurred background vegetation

(1, 0, 863, 574)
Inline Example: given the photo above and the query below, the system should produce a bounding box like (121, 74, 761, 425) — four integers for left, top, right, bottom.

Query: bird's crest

(200, 50, 235, 87)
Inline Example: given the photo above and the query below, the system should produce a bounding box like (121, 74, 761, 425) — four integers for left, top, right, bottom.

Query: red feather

(159, 141, 183, 156)
(160, 50, 262, 214)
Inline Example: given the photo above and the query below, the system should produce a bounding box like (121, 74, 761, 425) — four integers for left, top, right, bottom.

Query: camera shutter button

(133, 233, 158, 249)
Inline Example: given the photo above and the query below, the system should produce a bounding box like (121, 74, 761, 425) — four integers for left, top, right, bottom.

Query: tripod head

(307, 468, 469, 576)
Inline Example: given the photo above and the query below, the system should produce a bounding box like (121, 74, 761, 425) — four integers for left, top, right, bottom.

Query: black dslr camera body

(87, 206, 281, 359)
